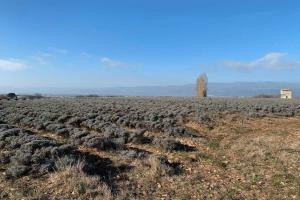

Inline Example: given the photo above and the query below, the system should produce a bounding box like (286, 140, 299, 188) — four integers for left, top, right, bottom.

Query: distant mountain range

(1, 82, 300, 97)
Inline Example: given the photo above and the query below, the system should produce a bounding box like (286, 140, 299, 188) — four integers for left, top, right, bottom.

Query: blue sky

(0, 0, 300, 88)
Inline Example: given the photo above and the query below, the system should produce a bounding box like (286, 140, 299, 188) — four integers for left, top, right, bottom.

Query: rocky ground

(0, 97, 299, 199)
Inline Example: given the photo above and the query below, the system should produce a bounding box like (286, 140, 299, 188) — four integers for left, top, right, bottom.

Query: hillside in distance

(1, 82, 300, 97)
(91, 82, 300, 97)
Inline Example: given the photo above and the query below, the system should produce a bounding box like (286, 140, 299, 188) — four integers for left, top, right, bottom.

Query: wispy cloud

(37, 51, 53, 58)
(81, 52, 93, 58)
(30, 51, 53, 65)
(223, 52, 300, 70)
(0, 59, 27, 71)
(100, 57, 127, 68)
(48, 47, 68, 54)
(0, 47, 67, 71)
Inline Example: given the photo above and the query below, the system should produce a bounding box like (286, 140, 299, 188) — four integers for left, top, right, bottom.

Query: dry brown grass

(46, 157, 113, 200)
(0, 160, 113, 200)
(146, 155, 173, 177)
(1, 115, 300, 200)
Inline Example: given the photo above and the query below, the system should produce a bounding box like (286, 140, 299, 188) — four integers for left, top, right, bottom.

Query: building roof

(281, 89, 291, 91)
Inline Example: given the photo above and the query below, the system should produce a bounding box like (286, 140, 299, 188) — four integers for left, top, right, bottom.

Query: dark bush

(6, 165, 30, 178)
(153, 138, 196, 152)
(84, 137, 122, 151)
(7, 93, 17, 100)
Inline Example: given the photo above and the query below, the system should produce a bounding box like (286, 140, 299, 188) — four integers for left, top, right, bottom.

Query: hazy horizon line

(1, 81, 300, 89)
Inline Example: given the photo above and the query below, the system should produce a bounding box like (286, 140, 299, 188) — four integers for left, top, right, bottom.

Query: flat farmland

(0, 97, 300, 200)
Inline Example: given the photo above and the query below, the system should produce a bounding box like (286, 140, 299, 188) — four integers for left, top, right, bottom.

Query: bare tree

(196, 73, 207, 97)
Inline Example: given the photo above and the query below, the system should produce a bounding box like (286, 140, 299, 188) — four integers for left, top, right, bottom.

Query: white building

(280, 89, 292, 99)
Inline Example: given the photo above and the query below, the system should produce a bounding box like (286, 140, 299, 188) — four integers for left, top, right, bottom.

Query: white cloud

(31, 56, 47, 65)
(30, 51, 53, 65)
(223, 52, 300, 70)
(81, 52, 93, 58)
(37, 51, 53, 58)
(100, 57, 126, 67)
(0, 59, 27, 71)
(48, 47, 68, 54)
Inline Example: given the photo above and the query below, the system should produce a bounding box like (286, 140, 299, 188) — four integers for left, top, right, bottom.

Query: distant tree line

(0, 93, 44, 101)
